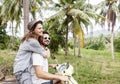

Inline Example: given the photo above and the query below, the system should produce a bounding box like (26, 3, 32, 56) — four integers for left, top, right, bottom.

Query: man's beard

(42, 43, 49, 47)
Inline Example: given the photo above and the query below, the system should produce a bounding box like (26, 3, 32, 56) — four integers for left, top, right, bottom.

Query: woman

(13, 20, 49, 84)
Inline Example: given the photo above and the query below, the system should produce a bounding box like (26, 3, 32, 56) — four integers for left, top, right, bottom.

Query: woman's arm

(21, 38, 48, 58)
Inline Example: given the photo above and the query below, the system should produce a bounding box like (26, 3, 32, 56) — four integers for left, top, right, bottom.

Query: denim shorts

(14, 69, 32, 84)
(41, 80, 53, 84)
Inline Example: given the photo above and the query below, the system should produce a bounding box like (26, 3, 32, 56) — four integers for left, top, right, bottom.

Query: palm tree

(0, 0, 23, 35)
(0, 0, 50, 35)
(96, 0, 119, 59)
(23, 0, 29, 34)
(46, 0, 99, 57)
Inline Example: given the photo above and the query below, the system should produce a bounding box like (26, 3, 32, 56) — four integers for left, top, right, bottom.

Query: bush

(85, 42, 105, 50)
(8, 37, 21, 51)
(84, 35, 105, 50)
(114, 37, 120, 52)
(0, 51, 15, 76)
(68, 42, 74, 49)
(0, 36, 10, 49)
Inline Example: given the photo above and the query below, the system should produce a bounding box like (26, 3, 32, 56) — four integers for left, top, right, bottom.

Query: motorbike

(55, 62, 78, 84)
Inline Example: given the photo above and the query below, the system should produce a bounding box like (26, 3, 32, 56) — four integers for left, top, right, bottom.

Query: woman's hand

(45, 48, 50, 58)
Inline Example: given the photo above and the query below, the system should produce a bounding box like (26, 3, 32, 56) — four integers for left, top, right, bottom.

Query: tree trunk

(90, 25, 93, 43)
(65, 24, 68, 57)
(11, 22, 14, 47)
(23, 0, 29, 35)
(111, 32, 114, 59)
(74, 36, 76, 56)
(9, 22, 14, 50)
(78, 38, 81, 57)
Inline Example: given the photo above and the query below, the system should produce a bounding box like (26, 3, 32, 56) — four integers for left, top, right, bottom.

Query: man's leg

(53, 80, 62, 84)
(41, 80, 53, 84)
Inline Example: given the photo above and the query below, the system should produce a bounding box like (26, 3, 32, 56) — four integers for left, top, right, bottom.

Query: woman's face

(34, 23, 43, 36)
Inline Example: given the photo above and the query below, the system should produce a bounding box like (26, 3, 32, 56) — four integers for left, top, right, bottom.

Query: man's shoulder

(32, 53, 47, 60)
(32, 53, 43, 58)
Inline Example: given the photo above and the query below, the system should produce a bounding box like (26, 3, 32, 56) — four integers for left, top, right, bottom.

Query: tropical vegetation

(0, 0, 120, 83)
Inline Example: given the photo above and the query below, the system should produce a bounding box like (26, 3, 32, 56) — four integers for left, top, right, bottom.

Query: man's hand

(49, 64, 57, 69)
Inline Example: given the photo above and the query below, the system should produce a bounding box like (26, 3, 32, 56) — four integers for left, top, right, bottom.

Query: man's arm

(32, 53, 68, 81)
(49, 64, 57, 68)
(34, 65, 68, 81)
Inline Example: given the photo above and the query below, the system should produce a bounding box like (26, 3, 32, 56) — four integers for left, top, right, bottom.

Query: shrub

(68, 42, 74, 49)
(114, 37, 120, 52)
(84, 35, 105, 50)
(0, 24, 10, 49)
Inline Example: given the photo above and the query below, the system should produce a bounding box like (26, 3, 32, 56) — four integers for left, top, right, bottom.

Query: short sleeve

(32, 53, 44, 66)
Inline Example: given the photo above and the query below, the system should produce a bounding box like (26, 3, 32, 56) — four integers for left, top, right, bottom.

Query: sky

(5, 0, 120, 37)
(89, 0, 104, 5)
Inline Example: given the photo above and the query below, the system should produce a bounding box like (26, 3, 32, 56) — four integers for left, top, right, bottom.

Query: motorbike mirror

(66, 62, 69, 69)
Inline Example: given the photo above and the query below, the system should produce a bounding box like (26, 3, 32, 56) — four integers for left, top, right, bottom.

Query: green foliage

(49, 49, 120, 84)
(0, 50, 15, 76)
(85, 35, 105, 50)
(0, 23, 21, 50)
(114, 36, 120, 52)
(44, 19, 66, 53)
(0, 48, 120, 83)
(0, 25, 21, 50)
(7, 36, 21, 51)
(85, 42, 105, 50)
(0, 17, 21, 50)
(68, 42, 74, 49)
(50, 34, 65, 53)
(0, 22, 10, 49)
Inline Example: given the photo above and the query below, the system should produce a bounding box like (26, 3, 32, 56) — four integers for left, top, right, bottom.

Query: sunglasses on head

(44, 37, 51, 40)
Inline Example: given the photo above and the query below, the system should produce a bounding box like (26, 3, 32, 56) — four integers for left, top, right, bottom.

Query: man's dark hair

(43, 31, 49, 35)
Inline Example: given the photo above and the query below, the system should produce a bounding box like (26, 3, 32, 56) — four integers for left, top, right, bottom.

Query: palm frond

(72, 18, 84, 47)
(45, 9, 65, 22)
(68, 9, 89, 20)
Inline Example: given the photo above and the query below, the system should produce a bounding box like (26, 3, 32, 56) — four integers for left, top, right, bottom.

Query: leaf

(73, 18, 84, 47)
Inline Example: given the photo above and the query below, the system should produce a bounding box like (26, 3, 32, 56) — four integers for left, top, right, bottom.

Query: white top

(31, 53, 50, 84)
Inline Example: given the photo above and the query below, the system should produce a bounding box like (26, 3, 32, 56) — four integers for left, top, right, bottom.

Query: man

(31, 31, 69, 84)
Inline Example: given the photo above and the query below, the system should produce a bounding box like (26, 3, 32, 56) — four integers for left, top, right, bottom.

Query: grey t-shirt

(13, 38, 46, 74)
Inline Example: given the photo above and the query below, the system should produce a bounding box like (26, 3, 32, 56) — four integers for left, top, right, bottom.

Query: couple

(13, 20, 69, 84)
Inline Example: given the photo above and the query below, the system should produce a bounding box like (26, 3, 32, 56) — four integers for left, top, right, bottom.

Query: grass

(0, 48, 120, 84)
(0, 50, 15, 76)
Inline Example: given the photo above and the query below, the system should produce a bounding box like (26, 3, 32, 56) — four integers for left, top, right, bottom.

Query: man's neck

(41, 44, 47, 50)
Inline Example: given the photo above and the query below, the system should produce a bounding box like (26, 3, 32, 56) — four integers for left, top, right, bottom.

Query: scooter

(53, 56, 78, 84)
(55, 62, 78, 84)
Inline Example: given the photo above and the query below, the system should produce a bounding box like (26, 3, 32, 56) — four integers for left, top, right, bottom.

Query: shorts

(14, 70, 32, 84)
(41, 80, 53, 84)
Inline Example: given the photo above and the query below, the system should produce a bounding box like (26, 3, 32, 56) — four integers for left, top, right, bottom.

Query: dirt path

(0, 76, 18, 84)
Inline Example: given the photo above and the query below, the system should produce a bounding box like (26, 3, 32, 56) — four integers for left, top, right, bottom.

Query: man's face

(43, 34, 50, 47)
